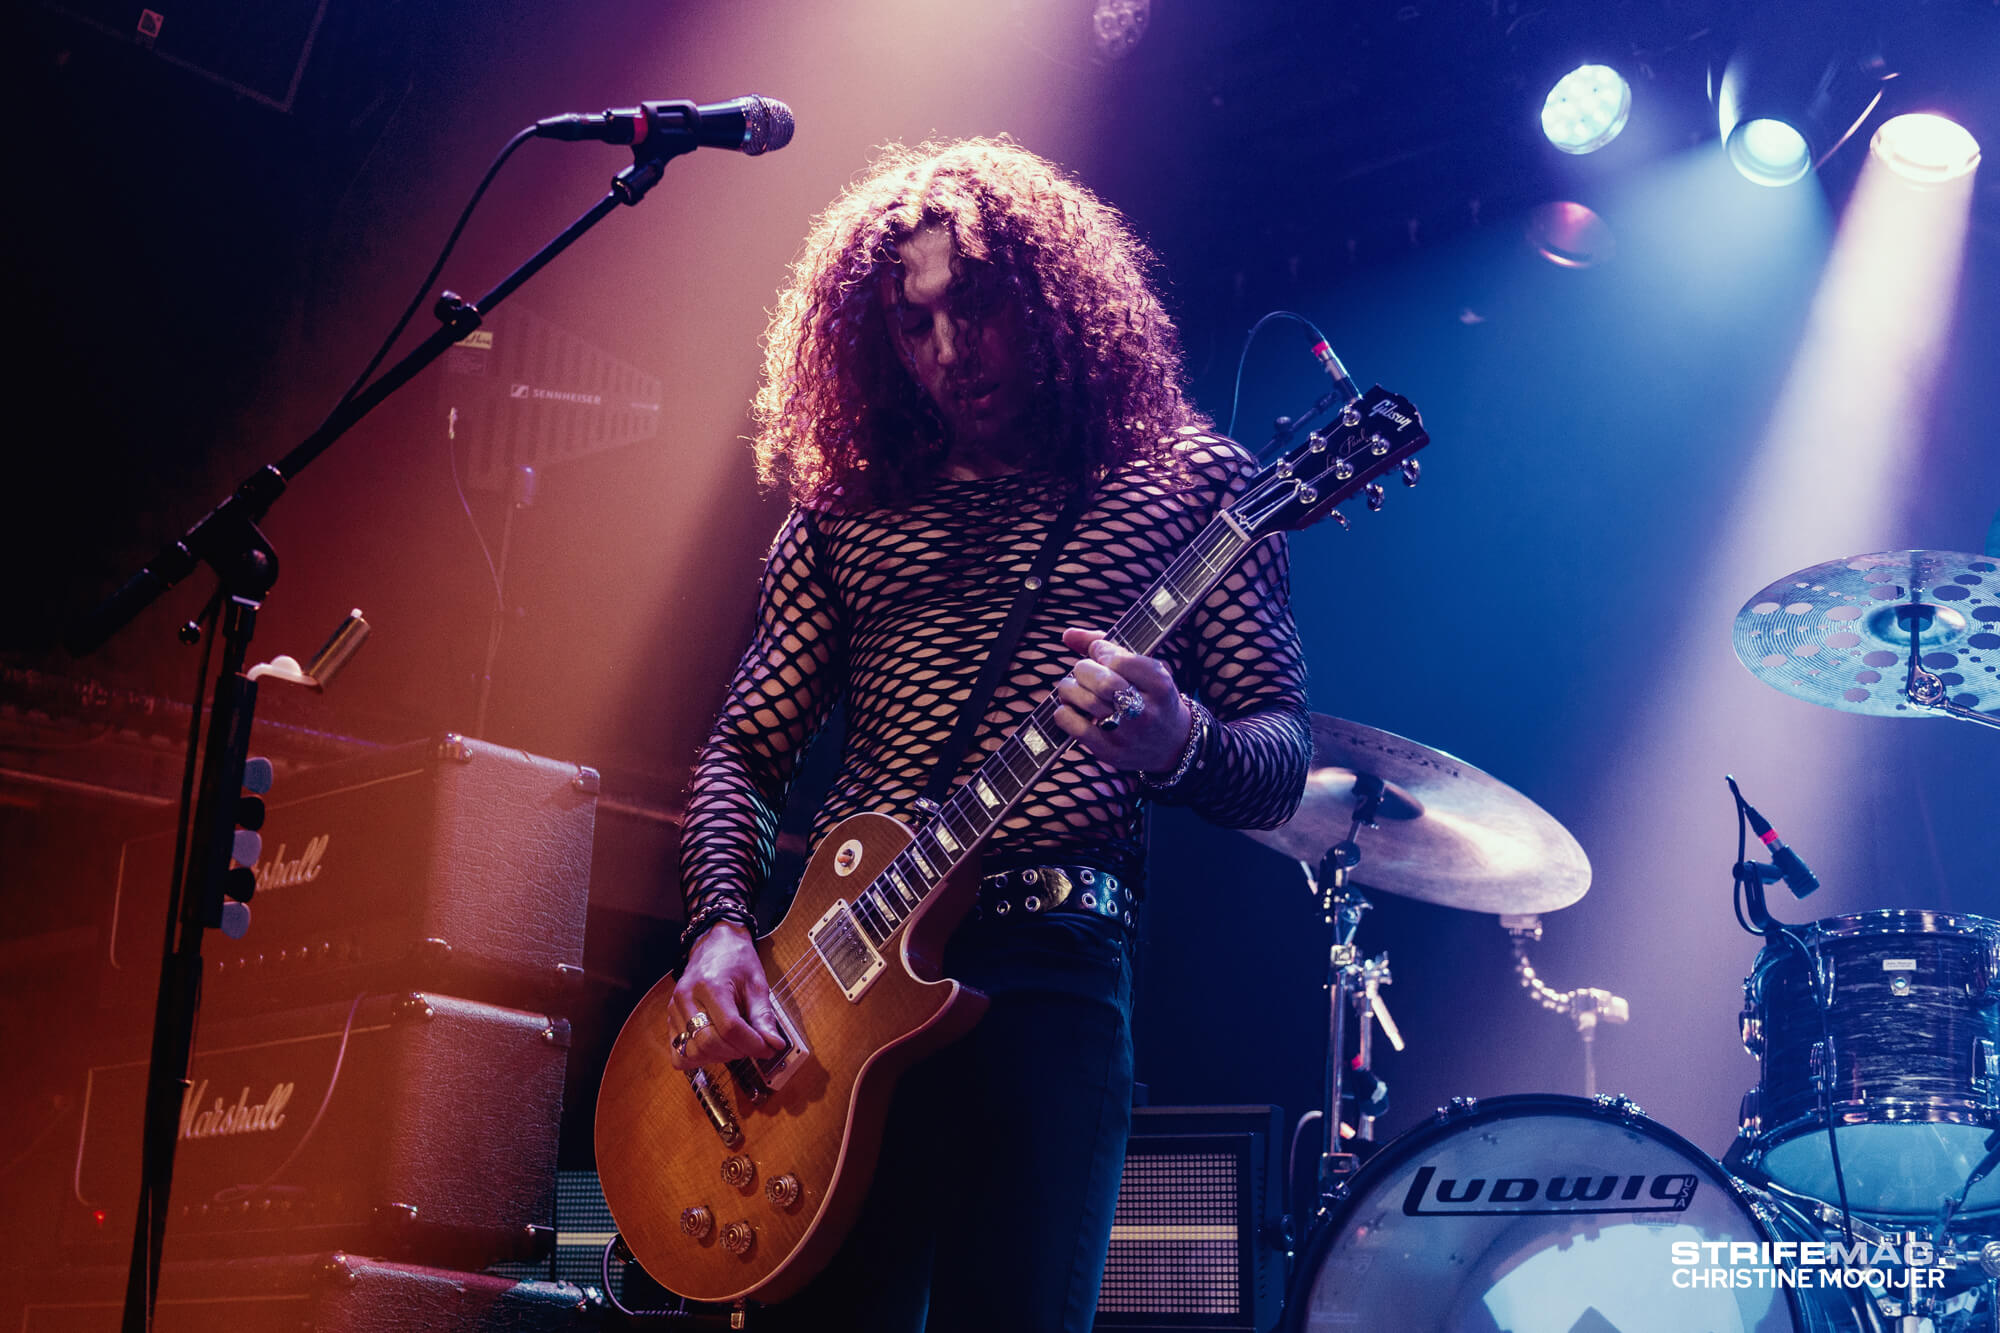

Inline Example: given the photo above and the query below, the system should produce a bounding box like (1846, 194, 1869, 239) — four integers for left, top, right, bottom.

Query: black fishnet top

(678, 430, 1311, 922)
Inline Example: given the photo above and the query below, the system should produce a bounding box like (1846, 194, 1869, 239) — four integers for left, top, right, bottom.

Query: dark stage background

(4, 0, 1998, 1209)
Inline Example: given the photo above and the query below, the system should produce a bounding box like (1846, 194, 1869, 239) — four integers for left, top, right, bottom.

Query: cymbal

(1245, 716, 1591, 915)
(1733, 550, 2000, 718)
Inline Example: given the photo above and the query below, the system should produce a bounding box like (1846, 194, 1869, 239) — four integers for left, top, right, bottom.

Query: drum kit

(1257, 549, 2000, 1332)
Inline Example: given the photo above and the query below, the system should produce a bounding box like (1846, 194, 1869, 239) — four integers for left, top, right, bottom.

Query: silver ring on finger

(1097, 686, 1144, 732)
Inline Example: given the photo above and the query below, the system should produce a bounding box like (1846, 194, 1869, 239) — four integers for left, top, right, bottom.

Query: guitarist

(667, 138, 1311, 1331)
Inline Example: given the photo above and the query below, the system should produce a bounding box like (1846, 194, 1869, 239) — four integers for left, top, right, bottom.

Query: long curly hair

(752, 138, 1205, 509)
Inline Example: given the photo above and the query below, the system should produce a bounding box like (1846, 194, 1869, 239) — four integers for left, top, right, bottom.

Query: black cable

(1223, 310, 1332, 441)
(1728, 780, 1853, 1245)
(331, 123, 540, 413)
(599, 1235, 702, 1322)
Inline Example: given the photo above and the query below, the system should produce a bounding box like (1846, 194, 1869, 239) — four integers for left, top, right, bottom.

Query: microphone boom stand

(80, 136, 698, 1333)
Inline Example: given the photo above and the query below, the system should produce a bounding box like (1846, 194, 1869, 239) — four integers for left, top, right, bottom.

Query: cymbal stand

(1500, 915, 1629, 1098)
(1300, 774, 1395, 1206)
(1901, 601, 2000, 733)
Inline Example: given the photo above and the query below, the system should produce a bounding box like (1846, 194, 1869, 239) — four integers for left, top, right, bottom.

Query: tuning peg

(1330, 510, 1350, 530)
(1400, 459, 1421, 487)
(1364, 482, 1386, 511)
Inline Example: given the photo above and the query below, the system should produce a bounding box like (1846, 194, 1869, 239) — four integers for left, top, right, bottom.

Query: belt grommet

(1023, 895, 1043, 913)
(1123, 910, 1134, 927)
(994, 899, 1012, 917)
(1022, 869, 1039, 886)
(1081, 892, 1097, 910)
(1080, 869, 1096, 886)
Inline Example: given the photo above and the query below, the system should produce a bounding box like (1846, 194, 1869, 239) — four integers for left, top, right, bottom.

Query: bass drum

(1287, 1095, 1876, 1333)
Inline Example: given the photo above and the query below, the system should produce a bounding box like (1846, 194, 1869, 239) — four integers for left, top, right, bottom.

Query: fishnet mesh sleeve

(1149, 440, 1312, 829)
(676, 511, 846, 921)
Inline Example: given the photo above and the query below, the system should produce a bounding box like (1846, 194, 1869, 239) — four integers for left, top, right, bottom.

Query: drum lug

(1737, 1086, 1762, 1136)
(1432, 1095, 1480, 1124)
(1808, 1037, 1836, 1094)
(1591, 1092, 1645, 1120)
(1974, 1038, 1998, 1100)
(1739, 982, 1764, 1057)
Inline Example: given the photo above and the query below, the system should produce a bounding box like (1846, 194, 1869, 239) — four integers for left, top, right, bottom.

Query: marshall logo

(1402, 1164, 1698, 1216)
(179, 1079, 295, 1141)
(255, 834, 329, 895)
(1369, 398, 1415, 431)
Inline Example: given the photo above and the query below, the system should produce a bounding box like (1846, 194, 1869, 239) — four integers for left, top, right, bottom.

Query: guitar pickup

(685, 1067, 742, 1146)
(727, 994, 809, 1102)
(809, 899, 885, 1002)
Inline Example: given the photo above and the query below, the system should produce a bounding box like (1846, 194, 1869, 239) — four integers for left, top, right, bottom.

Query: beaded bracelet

(679, 900, 757, 955)
(1140, 693, 1210, 793)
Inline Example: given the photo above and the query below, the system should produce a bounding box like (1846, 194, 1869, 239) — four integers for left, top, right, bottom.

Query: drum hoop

(1756, 1100, 2000, 1137)
(1763, 909, 2000, 949)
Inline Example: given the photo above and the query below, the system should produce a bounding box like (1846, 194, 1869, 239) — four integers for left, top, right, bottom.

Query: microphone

(1309, 338, 1361, 407)
(1726, 777, 1821, 898)
(533, 95, 795, 156)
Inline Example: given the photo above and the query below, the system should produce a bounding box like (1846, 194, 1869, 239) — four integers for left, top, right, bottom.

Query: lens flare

(1541, 64, 1633, 155)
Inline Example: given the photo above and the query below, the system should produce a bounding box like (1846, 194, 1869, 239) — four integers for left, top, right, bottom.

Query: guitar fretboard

(841, 512, 1259, 947)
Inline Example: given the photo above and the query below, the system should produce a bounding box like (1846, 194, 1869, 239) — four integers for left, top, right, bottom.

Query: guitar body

(594, 812, 988, 1303)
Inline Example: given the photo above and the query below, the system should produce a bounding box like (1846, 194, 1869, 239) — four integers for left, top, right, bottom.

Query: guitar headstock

(1233, 386, 1430, 537)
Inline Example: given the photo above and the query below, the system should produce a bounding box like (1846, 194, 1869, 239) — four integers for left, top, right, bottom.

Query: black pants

(760, 912, 1136, 1332)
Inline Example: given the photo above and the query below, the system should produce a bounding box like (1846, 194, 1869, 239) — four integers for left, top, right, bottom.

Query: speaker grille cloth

(1097, 1150, 1242, 1315)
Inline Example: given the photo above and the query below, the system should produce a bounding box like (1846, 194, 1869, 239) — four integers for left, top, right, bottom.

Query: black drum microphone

(532, 95, 795, 156)
(1726, 776, 1821, 899)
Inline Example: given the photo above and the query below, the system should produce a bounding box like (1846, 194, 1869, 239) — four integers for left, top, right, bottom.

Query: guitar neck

(834, 510, 1259, 946)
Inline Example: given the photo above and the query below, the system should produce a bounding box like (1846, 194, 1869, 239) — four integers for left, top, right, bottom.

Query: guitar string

(756, 527, 1252, 1014)
(708, 425, 1366, 1030)
(758, 532, 1238, 1007)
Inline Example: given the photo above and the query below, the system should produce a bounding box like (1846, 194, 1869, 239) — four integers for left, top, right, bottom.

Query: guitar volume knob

(721, 1221, 756, 1256)
(720, 1155, 756, 1189)
(766, 1174, 802, 1209)
(680, 1205, 713, 1240)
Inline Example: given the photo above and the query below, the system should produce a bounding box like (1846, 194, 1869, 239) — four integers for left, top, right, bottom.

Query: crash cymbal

(1733, 550, 2000, 718)
(1246, 716, 1591, 914)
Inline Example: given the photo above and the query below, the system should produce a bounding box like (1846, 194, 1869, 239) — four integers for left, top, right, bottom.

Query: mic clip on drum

(1725, 776, 1820, 939)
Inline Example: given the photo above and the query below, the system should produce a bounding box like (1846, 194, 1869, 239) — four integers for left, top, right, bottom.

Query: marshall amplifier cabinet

(17, 1253, 588, 1333)
(1095, 1106, 1285, 1333)
(69, 992, 568, 1269)
(105, 734, 597, 1014)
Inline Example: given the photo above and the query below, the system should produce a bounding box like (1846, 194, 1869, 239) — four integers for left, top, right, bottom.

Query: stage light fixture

(1090, 0, 1150, 61)
(1870, 113, 1982, 185)
(1526, 200, 1616, 269)
(1541, 64, 1632, 155)
(1729, 118, 1813, 188)
(1717, 34, 1887, 188)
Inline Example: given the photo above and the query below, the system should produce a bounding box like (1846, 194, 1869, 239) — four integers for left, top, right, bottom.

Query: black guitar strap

(916, 484, 1091, 811)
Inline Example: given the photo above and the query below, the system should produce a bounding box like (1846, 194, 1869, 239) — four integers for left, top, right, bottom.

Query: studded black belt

(975, 865, 1135, 931)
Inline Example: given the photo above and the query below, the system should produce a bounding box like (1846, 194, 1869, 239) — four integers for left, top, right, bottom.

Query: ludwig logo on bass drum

(1402, 1164, 1698, 1216)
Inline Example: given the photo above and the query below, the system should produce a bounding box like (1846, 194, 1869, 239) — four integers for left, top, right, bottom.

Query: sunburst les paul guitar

(594, 387, 1430, 1303)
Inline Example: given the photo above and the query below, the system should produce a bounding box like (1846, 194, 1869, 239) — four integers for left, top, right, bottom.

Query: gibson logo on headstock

(179, 1079, 295, 1141)
(255, 834, 329, 895)
(1369, 398, 1414, 430)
